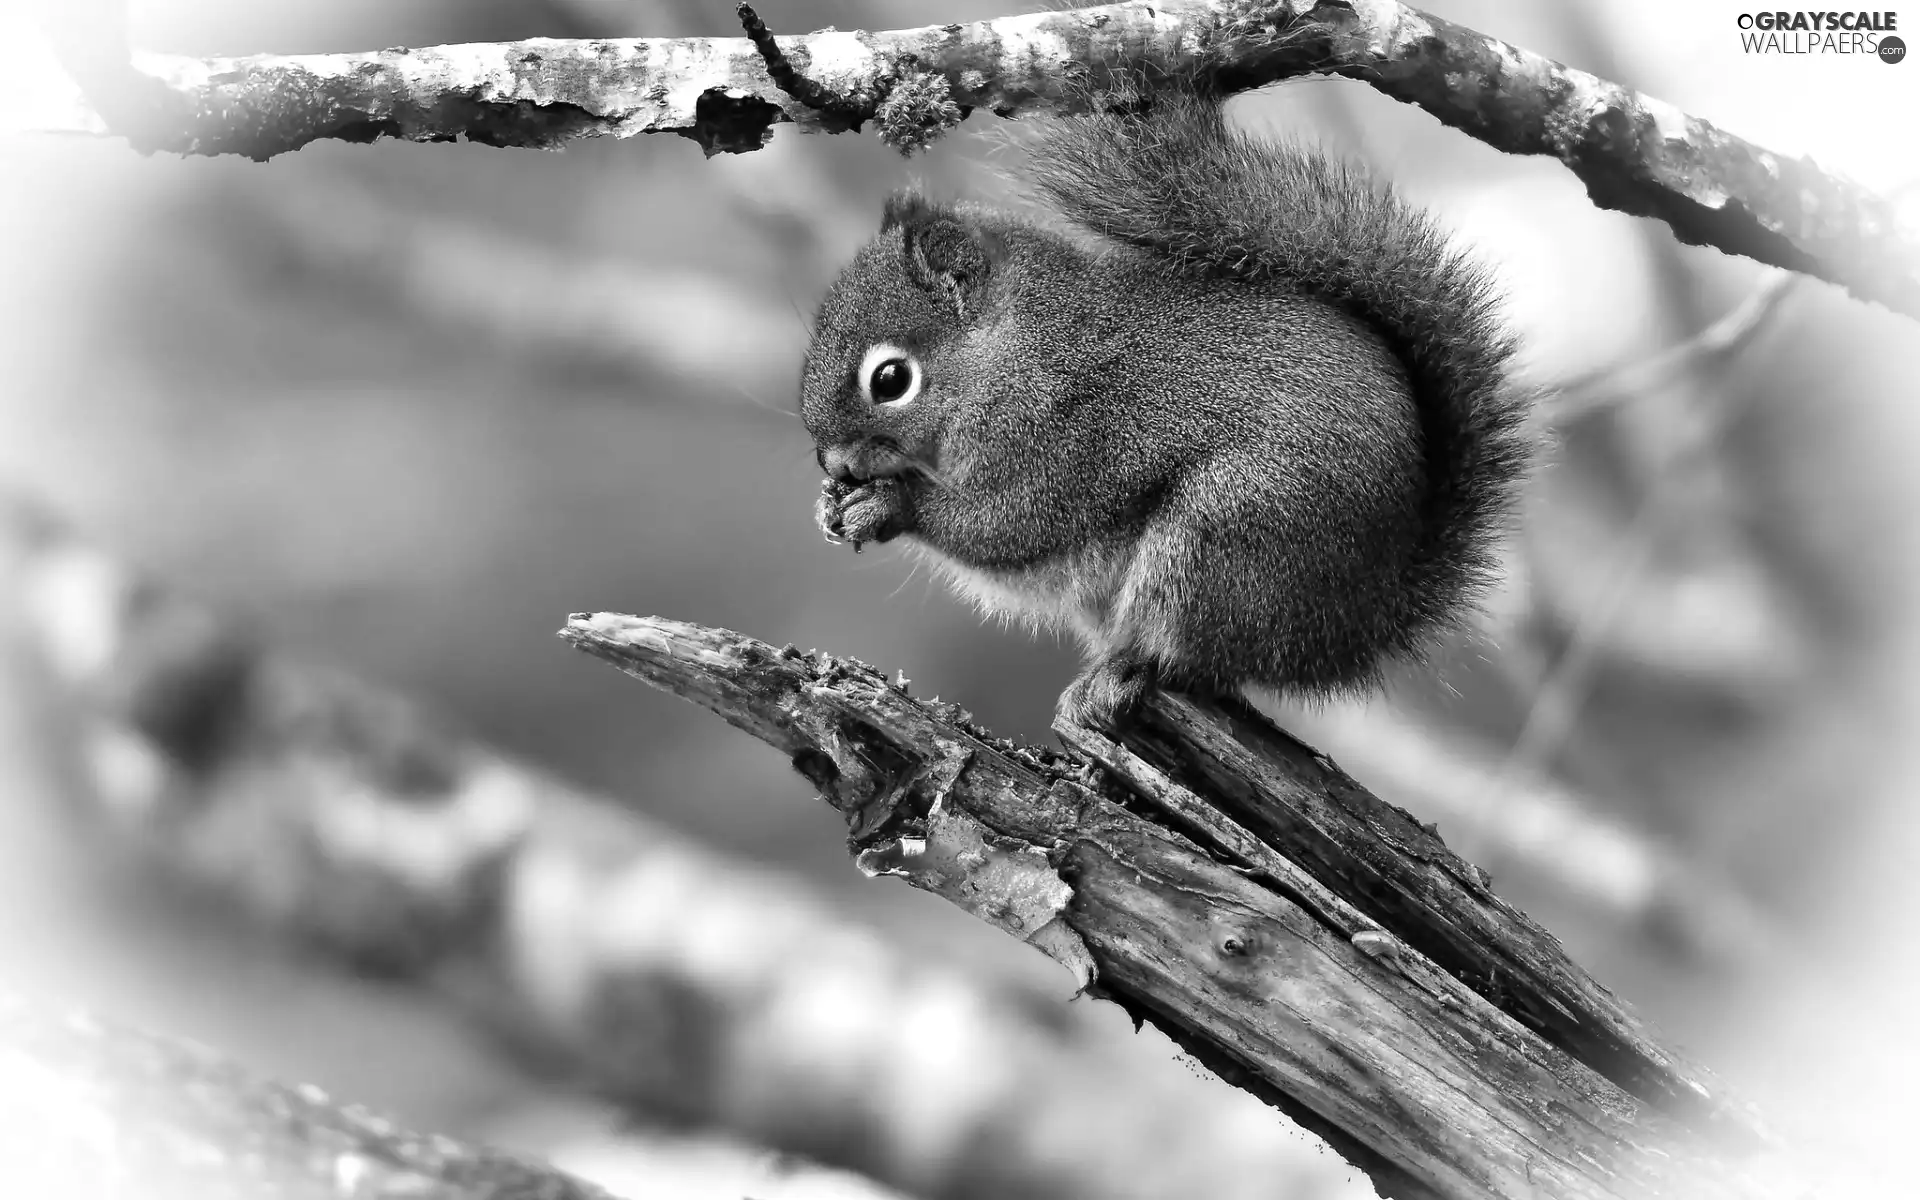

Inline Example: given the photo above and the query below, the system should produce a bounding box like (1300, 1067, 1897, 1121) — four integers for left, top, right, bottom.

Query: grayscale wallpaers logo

(1737, 11, 1905, 60)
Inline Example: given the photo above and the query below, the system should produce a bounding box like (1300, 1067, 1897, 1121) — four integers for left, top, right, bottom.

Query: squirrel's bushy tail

(1022, 94, 1534, 644)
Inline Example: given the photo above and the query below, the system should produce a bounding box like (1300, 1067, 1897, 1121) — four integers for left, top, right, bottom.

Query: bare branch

(227, 178, 801, 389)
(1063, 689, 1764, 1129)
(561, 612, 1804, 1200)
(20, 1, 1914, 316)
(0, 996, 623, 1200)
(0, 496, 1367, 1200)
(1545, 270, 1803, 424)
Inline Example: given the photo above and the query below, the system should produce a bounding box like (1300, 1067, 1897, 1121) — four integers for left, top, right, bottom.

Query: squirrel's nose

(818, 444, 859, 484)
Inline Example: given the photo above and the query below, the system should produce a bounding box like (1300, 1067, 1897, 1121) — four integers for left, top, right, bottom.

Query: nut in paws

(815, 477, 909, 551)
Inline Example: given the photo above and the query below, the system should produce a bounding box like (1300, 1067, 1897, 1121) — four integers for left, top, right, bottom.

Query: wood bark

(562, 612, 1806, 1200)
(25, 0, 1916, 319)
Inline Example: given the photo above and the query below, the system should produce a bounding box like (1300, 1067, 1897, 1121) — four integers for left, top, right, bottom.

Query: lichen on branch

(26, 1, 1916, 317)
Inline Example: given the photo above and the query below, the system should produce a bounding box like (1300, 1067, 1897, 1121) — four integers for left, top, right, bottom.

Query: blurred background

(2, 1, 1918, 1196)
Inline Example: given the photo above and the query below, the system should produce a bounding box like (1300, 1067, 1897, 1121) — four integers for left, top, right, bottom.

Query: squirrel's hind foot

(1056, 651, 1157, 732)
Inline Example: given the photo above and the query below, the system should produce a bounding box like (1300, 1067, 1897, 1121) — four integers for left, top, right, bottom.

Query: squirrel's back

(1020, 96, 1534, 665)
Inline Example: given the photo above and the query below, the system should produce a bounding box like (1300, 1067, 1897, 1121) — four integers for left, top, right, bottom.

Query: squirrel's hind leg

(1053, 520, 1221, 731)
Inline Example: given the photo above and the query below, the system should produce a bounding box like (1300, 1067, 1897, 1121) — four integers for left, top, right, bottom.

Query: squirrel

(800, 91, 1536, 730)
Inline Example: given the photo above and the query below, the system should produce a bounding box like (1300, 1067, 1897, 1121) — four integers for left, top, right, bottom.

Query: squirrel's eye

(857, 343, 922, 407)
(870, 359, 912, 400)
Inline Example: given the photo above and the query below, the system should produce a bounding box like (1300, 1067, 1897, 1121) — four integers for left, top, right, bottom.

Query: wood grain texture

(1090, 693, 1753, 1135)
(564, 611, 1804, 1200)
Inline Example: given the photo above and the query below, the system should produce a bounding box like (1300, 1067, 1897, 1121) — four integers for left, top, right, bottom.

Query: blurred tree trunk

(0, 497, 1368, 1200)
(0, 996, 621, 1200)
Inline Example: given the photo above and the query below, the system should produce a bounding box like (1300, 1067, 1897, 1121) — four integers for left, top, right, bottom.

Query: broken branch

(562, 611, 1803, 1200)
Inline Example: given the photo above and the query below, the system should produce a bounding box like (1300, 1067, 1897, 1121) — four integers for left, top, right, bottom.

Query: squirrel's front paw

(1056, 654, 1156, 731)
(815, 477, 909, 550)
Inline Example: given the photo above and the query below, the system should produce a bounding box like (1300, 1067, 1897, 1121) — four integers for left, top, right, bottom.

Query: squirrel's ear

(880, 190, 934, 233)
(884, 191, 998, 318)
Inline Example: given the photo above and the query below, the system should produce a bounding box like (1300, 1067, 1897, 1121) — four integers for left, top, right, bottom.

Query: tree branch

(0, 996, 623, 1200)
(0, 496, 1367, 1200)
(1295, 706, 1781, 966)
(23, 1, 1915, 318)
(561, 612, 1804, 1200)
(222, 177, 801, 390)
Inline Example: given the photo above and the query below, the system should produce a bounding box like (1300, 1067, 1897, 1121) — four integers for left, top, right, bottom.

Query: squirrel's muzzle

(818, 440, 917, 485)
(817, 443, 858, 484)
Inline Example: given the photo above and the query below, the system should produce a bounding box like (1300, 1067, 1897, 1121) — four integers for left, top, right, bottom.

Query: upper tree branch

(562, 612, 1805, 1200)
(26, 0, 1916, 318)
